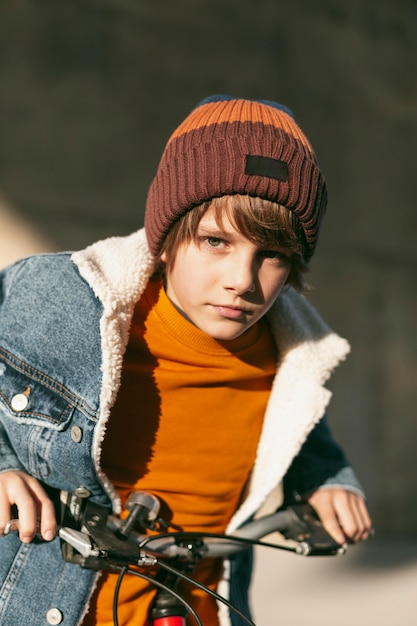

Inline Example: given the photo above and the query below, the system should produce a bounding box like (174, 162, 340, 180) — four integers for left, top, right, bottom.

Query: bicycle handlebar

(4, 490, 348, 626)
(53, 490, 347, 571)
(4, 489, 347, 565)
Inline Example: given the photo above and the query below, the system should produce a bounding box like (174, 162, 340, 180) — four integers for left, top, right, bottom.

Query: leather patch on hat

(245, 155, 288, 181)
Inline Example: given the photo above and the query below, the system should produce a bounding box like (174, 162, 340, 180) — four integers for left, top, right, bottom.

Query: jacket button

(71, 425, 83, 443)
(74, 486, 91, 498)
(11, 393, 29, 411)
(46, 607, 63, 624)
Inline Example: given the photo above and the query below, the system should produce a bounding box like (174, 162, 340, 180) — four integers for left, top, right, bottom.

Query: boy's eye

(206, 237, 223, 247)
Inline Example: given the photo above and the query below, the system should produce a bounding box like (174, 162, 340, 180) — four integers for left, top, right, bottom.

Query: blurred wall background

(0, 0, 416, 541)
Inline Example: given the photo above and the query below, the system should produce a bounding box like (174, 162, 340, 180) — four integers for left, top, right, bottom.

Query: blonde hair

(156, 194, 310, 292)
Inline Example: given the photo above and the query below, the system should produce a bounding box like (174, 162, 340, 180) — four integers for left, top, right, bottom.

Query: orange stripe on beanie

(145, 95, 327, 261)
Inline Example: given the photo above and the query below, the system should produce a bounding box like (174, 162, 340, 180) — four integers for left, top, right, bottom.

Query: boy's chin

(204, 322, 255, 342)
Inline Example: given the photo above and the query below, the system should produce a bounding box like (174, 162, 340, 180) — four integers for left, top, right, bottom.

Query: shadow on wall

(0, 194, 54, 268)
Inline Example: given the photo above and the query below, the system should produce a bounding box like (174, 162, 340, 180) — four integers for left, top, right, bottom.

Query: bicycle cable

(155, 559, 256, 626)
(111, 545, 256, 626)
(123, 528, 296, 625)
(112, 565, 202, 626)
(136, 529, 298, 554)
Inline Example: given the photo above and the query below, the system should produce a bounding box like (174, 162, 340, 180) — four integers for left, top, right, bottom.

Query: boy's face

(162, 205, 291, 341)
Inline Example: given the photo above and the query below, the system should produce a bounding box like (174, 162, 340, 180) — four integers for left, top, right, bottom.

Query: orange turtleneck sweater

(82, 277, 276, 626)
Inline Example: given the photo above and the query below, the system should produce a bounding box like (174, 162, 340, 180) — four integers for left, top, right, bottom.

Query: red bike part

(153, 617, 186, 626)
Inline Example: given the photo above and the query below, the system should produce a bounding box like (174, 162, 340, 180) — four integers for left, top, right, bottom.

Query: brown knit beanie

(145, 95, 327, 261)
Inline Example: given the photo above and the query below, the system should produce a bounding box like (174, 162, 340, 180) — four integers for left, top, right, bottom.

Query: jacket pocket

(0, 360, 75, 430)
(0, 356, 81, 479)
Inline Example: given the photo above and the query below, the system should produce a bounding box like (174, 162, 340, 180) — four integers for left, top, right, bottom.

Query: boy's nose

(224, 256, 257, 295)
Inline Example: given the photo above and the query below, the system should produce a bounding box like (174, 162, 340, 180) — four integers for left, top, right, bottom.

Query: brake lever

(278, 502, 347, 556)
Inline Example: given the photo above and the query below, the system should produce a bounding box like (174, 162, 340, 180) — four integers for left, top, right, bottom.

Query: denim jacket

(0, 229, 363, 626)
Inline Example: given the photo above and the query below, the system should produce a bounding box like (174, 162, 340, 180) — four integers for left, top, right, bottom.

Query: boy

(0, 95, 371, 626)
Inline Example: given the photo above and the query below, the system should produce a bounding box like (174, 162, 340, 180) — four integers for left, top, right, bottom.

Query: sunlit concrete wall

(0, 0, 415, 534)
(0, 197, 54, 266)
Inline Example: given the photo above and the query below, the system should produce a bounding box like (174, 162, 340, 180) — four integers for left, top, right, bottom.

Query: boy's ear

(160, 251, 167, 263)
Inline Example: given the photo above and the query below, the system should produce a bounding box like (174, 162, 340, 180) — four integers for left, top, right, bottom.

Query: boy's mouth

(212, 304, 251, 320)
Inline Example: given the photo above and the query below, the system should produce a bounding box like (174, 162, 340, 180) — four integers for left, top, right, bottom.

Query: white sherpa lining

(226, 289, 350, 531)
(72, 229, 155, 511)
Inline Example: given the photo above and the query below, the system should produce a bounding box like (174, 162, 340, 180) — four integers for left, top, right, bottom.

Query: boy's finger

(0, 472, 56, 542)
(38, 496, 57, 541)
(334, 492, 372, 542)
(320, 510, 347, 545)
(25, 477, 57, 541)
(0, 486, 12, 535)
(350, 496, 373, 541)
(14, 491, 39, 543)
(0, 474, 36, 540)
(305, 489, 347, 544)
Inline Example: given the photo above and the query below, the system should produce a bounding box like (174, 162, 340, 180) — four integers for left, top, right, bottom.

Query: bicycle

(52, 489, 348, 626)
(5, 489, 348, 626)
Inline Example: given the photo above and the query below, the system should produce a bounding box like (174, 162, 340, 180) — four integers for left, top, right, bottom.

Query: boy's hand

(0, 471, 56, 543)
(305, 488, 372, 546)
